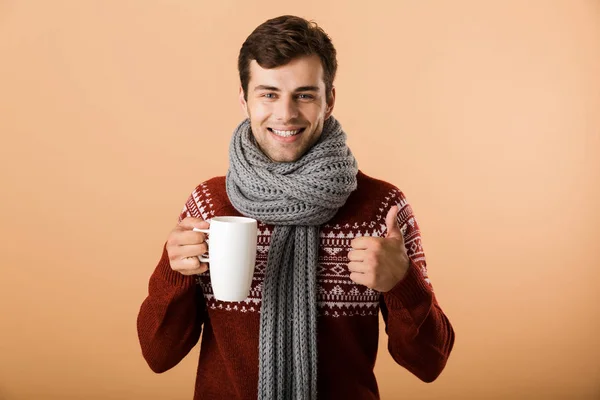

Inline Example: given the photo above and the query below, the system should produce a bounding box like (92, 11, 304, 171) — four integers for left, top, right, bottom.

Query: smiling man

(241, 55, 333, 163)
(137, 15, 455, 400)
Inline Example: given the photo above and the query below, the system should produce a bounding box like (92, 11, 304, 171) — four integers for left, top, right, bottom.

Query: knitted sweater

(137, 170, 455, 400)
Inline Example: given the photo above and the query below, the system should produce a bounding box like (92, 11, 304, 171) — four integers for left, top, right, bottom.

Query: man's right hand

(166, 217, 210, 275)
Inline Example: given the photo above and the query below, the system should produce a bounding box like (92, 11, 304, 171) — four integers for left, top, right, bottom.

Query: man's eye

(264, 93, 276, 99)
(298, 94, 314, 100)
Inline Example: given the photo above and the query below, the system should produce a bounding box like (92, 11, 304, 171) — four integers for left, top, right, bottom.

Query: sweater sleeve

(136, 192, 208, 373)
(379, 192, 455, 382)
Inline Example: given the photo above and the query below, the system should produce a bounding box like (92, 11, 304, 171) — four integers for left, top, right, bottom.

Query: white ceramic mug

(193, 216, 258, 302)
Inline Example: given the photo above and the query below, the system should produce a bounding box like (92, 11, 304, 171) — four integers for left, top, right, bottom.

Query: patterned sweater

(137, 170, 455, 400)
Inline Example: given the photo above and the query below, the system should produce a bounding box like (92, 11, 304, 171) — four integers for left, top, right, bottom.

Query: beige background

(1, 1, 599, 399)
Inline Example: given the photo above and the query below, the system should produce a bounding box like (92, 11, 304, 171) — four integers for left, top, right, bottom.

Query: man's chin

(266, 150, 303, 163)
(271, 155, 301, 163)
(258, 143, 304, 163)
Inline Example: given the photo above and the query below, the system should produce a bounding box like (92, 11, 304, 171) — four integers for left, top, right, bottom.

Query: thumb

(385, 205, 403, 239)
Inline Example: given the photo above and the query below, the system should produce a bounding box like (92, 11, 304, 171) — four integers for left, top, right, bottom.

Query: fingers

(347, 249, 367, 262)
(176, 256, 209, 275)
(349, 271, 370, 287)
(350, 236, 384, 251)
(166, 217, 211, 276)
(172, 230, 207, 246)
(348, 248, 374, 286)
(169, 242, 208, 266)
(177, 243, 208, 259)
(179, 217, 210, 231)
(347, 261, 368, 274)
(347, 246, 371, 274)
(167, 219, 209, 247)
(350, 236, 370, 250)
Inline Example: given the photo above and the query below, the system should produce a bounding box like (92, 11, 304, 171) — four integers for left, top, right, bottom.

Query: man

(137, 15, 455, 400)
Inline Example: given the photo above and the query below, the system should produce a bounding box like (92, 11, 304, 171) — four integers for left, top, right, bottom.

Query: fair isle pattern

(181, 182, 217, 221)
(179, 183, 431, 318)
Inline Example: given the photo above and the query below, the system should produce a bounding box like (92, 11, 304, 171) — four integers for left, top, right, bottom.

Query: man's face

(239, 55, 335, 163)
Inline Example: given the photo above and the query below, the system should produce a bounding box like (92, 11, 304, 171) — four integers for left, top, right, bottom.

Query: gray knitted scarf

(225, 116, 358, 399)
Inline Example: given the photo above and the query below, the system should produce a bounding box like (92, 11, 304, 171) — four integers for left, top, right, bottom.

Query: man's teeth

(271, 128, 301, 137)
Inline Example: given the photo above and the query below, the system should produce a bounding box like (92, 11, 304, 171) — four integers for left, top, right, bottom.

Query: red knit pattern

(137, 170, 455, 400)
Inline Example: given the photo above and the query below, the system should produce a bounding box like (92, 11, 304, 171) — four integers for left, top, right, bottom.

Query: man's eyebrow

(254, 85, 280, 91)
(253, 85, 320, 92)
(295, 86, 319, 92)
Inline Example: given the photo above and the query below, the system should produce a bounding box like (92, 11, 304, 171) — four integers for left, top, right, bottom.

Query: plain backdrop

(1, 1, 599, 399)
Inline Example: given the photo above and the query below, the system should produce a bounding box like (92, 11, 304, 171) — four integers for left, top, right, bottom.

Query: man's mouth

(267, 127, 306, 138)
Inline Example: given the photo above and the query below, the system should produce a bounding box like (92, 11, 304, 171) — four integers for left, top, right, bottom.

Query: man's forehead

(248, 56, 325, 89)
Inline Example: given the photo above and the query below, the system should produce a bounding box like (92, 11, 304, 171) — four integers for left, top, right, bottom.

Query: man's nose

(275, 97, 299, 121)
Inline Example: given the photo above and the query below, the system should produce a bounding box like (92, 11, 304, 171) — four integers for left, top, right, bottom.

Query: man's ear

(325, 86, 336, 119)
(239, 86, 249, 118)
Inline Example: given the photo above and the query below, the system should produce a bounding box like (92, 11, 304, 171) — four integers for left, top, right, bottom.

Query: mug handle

(192, 227, 210, 263)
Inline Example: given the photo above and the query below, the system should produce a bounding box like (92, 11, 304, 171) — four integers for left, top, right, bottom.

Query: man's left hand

(347, 205, 410, 292)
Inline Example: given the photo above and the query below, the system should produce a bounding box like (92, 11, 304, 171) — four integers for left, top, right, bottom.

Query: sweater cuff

(383, 260, 433, 310)
(155, 244, 198, 289)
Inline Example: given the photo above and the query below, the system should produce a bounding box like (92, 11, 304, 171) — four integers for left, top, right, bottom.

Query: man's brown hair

(238, 15, 338, 101)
